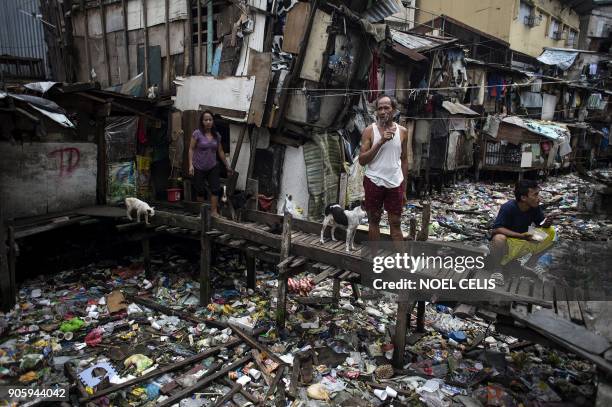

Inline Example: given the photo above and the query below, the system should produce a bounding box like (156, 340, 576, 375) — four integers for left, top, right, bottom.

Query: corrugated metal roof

(362, 0, 402, 23)
(502, 116, 570, 140)
(0, 0, 49, 78)
(390, 29, 455, 52)
(442, 101, 479, 116)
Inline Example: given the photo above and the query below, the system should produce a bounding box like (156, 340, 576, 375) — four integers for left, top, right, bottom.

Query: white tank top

(365, 123, 404, 188)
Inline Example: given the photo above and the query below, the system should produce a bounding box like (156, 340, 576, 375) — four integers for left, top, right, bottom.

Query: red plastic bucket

(167, 188, 181, 202)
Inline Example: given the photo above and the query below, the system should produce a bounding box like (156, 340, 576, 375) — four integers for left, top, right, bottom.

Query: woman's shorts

(194, 165, 221, 196)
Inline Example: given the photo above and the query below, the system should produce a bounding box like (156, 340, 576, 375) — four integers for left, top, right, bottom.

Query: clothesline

(276, 78, 604, 97)
(361, 107, 607, 121)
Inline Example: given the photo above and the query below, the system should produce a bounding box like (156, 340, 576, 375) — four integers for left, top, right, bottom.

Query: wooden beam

(184, 0, 192, 75)
(13, 216, 91, 239)
(164, 0, 171, 92)
(142, 236, 151, 278)
(156, 355, 252, 407)
(213, 383, 242, 407)
(84, 8, 92, 80)
(229, 325, 287, 367)
(150, 211, 202, 231)
(99, 0, 112, 86)
(246, 127, 258, 180)
(230, 124, 248, 170)
(121, 0, 130, 79)
(127, 294, 225, 328)
(200, 204, 211, 305)
(272, 0, 319, 129)
(197, 0, 202, 74)
(211, 216, 281, 249)
(0, 206, 14, 312)
(96, 117, 107, 204)
(416, 301, 425, 332)
(79, 339, 248, 403)
(276, 213, 292, 328)
(246, 251, 256, 289)
(7, 226, 16, 304)
(142, 0, 149, 89)
(392, 301, 413, 368)
(417, 202, 431, 241)
(206, 0, 213, 73)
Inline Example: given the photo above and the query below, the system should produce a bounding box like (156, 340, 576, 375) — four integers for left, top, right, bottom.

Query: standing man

(359, 95, 412, 245)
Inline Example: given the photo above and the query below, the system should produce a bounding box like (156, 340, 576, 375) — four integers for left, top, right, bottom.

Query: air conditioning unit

(552, 31, 562, 40)
(524, 15, 540, 27)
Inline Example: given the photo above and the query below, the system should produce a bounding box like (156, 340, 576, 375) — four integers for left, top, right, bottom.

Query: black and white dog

(320, 203, 367, 252)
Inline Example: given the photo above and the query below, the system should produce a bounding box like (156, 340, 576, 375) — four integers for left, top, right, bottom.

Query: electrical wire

(281, 78, 599, 98)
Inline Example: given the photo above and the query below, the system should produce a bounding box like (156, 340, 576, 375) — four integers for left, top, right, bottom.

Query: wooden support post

(332, 277, 340, 304)
(350, 282, 360, 300)
(96, 117, 107, 204)
(417, 202, 431, 241)
(213, 383, 242, 407)
(206, 0, 213, 73)
(84, 8, 92, 80)
(164, 0, 171, 92)
(184, 0, 192, 75)
(275, 213, 292, 329)
(99, 0, 112, 86)
(7, 226, 16, 302)
(142, 236, 151, 278)
(416, 301, 425, 333)
(200, 204, 212, 305)
(246, 127, 258, 181)
(246, 251, 256, 289)
(156, 355, 252, 407)
(264, 365, 286, 405)
(183, 179, 192, 201)
(121, 0, 130, 79)
(142, 0, 149, 90)
(196, 0, 202, 74)
(409, 217, 417, 240)
(246, 178, 258, 211)
(230, 125, 248, 170)
(0, 208, 14, 312)
(392, 301, 412, 369)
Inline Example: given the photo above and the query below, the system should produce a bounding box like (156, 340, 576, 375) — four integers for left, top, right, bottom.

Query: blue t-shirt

(492, 200, 545, 234)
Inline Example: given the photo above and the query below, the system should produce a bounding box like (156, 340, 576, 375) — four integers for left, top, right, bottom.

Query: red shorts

(363, 176, 404, 217)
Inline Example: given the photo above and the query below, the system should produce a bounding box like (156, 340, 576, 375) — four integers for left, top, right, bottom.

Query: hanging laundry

(137, 117, 147, 144)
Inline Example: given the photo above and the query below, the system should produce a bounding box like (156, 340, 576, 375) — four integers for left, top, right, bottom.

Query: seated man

(489, 180, 556, 283)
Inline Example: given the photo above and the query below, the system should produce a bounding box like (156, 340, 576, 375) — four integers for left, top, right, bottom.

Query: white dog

(320, 203, 367, 252)
(125, 197, 155, 225)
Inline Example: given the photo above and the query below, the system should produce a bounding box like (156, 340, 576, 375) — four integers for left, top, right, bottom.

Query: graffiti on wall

(47, 147, 81, 177)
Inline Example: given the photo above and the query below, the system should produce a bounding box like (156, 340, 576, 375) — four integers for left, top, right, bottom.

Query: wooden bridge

(3, 202, 612, 380)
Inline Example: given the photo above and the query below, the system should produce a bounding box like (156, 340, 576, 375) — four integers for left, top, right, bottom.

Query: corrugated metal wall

(0, 0, 50, 78)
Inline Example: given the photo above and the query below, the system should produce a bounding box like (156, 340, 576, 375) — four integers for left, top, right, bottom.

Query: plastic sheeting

(303, 133, 342, 220)
(105, 116, 138, 163)
(24, 81, 60, 94)
(107, 161, 136, 204)
(536, 49, 579, 70)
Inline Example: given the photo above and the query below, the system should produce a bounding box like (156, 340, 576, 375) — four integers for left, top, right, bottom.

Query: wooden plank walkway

(6, 204, 610, 375)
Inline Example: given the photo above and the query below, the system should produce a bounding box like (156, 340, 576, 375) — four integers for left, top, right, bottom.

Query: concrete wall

(508, 0, 581, 57)
(417, 0, 580, 57)
(416, 0, 514, 42)
(0, 142, 97, 220)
